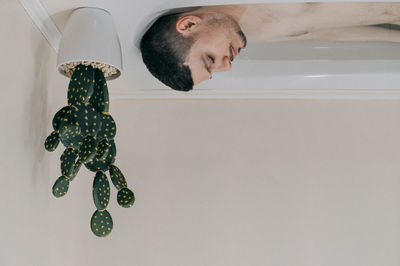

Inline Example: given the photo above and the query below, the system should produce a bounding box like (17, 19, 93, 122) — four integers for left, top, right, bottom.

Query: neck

(183, 5, 246, 22)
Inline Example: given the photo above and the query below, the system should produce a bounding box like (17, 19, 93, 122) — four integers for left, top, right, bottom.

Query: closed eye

(202, 55, 212, 75)
(207, 55, 215, 64)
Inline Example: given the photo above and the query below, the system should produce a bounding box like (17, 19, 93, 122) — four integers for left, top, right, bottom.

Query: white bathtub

(85, 0, 400, 99)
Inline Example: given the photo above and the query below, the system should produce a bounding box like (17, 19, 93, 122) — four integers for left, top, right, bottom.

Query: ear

(176, 15, 202, 35)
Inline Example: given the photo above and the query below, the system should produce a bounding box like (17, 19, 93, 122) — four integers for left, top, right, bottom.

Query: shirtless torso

(194, 3, 400, 42)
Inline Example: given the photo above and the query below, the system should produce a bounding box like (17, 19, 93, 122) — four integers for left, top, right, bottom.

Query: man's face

(179, 14, 247, 85)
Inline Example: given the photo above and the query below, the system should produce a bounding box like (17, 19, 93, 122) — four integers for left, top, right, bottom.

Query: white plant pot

(57, 7, 122, 80)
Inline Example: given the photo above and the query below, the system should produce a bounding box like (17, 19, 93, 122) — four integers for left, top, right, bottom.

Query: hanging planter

(44, 8, 133, 238)
(56, 7, 122, 80)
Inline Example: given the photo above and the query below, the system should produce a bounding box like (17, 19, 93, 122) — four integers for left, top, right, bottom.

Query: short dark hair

(140, 13, 195, 91)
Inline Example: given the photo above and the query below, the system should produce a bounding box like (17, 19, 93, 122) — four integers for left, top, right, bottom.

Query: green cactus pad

(90, 69, 109, 113)
(90, 209, 113, 237)
(117, 187, 135, 208)
(68, 160, 82, 182)
(70, 102, 102, 137)
(52, 175, 70, 198)
(109, 165, 127, 190)
(67, 65, 95, 105)
(95, 138, 110, 161)
(59, 124, 81, 144)
(45, 131, 60, 152)
(57, 108, 74, 126)
(93, 171, 110, 210)
(60, 148, 78, 177)
(56, 111, 83, 150)
(97, 112, 116, 140)
(78, 135, 97, 164)
(52, 106, 71, 131)
(85, 140, 116, 172)
(60, 133, 84, 150)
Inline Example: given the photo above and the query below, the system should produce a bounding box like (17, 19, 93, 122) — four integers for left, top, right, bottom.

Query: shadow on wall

(24, 32, 50, 184)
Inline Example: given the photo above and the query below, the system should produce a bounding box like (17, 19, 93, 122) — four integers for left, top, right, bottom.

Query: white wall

(87, 99, 400, 266)
(0, 1, 78, 265)
(2, 1, 400, 266)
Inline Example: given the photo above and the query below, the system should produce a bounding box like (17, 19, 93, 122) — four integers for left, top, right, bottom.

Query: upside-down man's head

(140, 11, 247, 91)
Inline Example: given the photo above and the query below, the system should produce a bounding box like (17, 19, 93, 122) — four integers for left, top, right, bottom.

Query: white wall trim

(19, 0, 61, 52)
(108, 89, 400, 100)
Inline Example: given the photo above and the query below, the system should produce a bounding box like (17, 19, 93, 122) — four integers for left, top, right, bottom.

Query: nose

(214, 56, 232, 72)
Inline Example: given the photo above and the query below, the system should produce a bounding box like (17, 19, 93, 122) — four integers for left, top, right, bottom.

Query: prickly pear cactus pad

(85, 140, 116, 172)
(44, 63, 135, 237)
(95, 138, 111, 161)
(109, 165, 127, 190)
(61, 132, 84, 151)
(93, 171, 110, 210)
(68, 160, 82, 182)
(67, 65, 95, 105)
(60, 148, 78, 177)
(117, 188, 135, 208)
(44, 131, 60, 152)
(52, 176, 70, 198)
(52, 106, 71, 131)
(78, 135, 97, 164)
(90, 68, 109, 113)
(71, 102, 102, 136)
(59, 124, 81, 145)
(97, 112, 116, 140)
(90, 209, 113, 237)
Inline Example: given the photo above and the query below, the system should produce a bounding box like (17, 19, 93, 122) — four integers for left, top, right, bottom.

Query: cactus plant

(44, 64, 135, 237)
